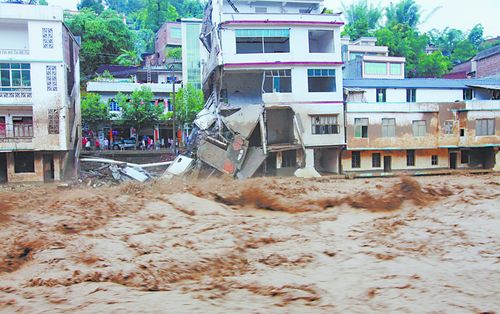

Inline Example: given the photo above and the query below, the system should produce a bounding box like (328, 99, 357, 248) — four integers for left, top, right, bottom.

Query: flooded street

(0, 174, 499, 313)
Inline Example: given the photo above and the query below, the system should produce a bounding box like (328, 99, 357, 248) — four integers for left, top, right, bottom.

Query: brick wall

(476, 53, 500, 78)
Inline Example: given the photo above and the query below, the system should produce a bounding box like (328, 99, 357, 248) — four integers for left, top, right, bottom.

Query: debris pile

(80, 158, 164, 185)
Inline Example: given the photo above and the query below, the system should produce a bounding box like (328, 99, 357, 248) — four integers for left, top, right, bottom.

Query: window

(354, 118, 368, 138)
(461, 150, 469, 164)
(412, 120, 426, 137)
(0, 116, 5, 137)
(311, 115, 339, 134)
(307, 69, 336, 92)
(109, 100, 121, 112)
(463, 88, 474, 100)
(406, 88, 416, 102)
(352, 151, 360, 168)
(48, 109, 59, 134)
(308, 30, 334, 53)
(365, 62, 387, 75)
(235, 29, 290, 54)
(381, 118, 395, 137)
(14, 152, 35, 173)
(390, 63, 401, 75)
(170, 27, 181, 39)
(460, 129, 465, 137)
(282, 150, 296, 167)
(42, 28, 54, 48)
(0, 63, 31, 90)
(372, 153, 381, 168)
(406, 150, 415, 166)
(46, 65, 57, 91)
(476, 119, 495, 136)
(255, 7, 267, 13)
(431, 155, 438, 165)
(263, 70, 291, 93)
(444, 120, 453, 135)
(12, 117, 33, 137)
(376, 88, 386, 102)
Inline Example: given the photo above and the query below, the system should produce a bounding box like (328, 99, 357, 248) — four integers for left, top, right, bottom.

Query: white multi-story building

(0, 3, 81, 183)
(200, 0, 345, 175)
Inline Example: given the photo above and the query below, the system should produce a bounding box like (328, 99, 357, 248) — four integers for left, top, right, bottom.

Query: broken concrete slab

(162, 155, 195, 179)
(197, 139, 236, 175)
(221, 105, 263, 138)
(194, 109, 217, 130)
(236, 147, 266, 179)
(120, 166, 151, 182)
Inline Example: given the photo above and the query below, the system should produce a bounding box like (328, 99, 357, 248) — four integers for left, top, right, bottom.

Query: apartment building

(0, 3, 81, 183)
(342, 37, 406, 80)
(198, 0, 345, 176)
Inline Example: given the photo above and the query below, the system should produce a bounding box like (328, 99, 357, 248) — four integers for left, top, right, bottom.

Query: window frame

(463, 88, 474, 100)
(354, 118, 369, 138)
(431, 155, 438, 166)
(311, 115, 339, 135)
(444, 120, 454, 135)
(476, 118, 495, 136)
(365, 62, 387, 75)
(0, 63, 31, 90)
(372, 153, 381, 168)
(406, 88, 416, 102)
(381, 118, 396, 137)
(412, 120, 427, 137)
(376, 88, 386, 102)
(235, 29, 290, 54)
(406, 149, 415, 167)
(263, 69, 292, 93)
(352, 151, 361, 168)
(307, 68, 336, 93)
(308, 29, 334, 53)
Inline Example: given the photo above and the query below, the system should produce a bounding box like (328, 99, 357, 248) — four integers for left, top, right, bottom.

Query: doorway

(0, 153, 7, 183)
(449, 152, 457, 169)
(383, 156, 392, 172)
(43, 154, 55, 182)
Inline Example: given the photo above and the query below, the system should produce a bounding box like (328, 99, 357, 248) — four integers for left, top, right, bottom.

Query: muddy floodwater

(0, 174, 499, 313)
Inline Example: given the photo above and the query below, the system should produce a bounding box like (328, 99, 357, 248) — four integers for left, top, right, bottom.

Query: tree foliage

(341, 0, 382, 40)
(77, 0, 104, 14)
(116, 87, 165, 145)
(81, 93, 111, 129)
(166, 47, 182, 60)
(416, 51, 452, 78)
(65, 9, 135, 78)
(173, 84, 204, 127)
(385, 0, 420, 28)
(115, 49, 142, 66)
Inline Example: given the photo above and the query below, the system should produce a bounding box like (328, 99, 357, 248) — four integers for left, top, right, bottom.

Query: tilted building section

(193, 0, 345, 177)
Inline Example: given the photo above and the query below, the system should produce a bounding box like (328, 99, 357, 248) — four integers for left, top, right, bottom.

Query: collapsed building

(190, 0, 346, 178)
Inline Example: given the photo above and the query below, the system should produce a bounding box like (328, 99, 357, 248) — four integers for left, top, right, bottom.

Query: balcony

(220, 12, 344, 26)
(0, 122, 33, 144)
(0, 87, 32, 105)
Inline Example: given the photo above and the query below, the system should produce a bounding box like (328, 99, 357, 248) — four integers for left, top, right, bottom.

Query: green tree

(341, 0, 382, 40)
(166, 47, 182, 60)
(416, 51, 452, 77)
(385, 0, 420, 28)
(115, 49, 142, 66)
(81, 93, 111, 130)
(136, 0, 179, 32)
(134, 28, 155, 54)
(427, 27, 464, 57)
(375, 23, 429, 77)
(468, 24, 484, 50)
(116, 86, 165, 147)
(451, 40, 477, 64)
(174, 84, 204, 127)
(77, 0, 104, 14)
(65, 9, 135, 78)
(39, 0, 48, 5)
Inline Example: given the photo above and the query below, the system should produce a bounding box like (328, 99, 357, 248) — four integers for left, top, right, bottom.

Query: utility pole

(169, 63, 177, 156)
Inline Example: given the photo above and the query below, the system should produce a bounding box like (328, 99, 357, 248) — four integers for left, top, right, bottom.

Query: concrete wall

(0, 21, 29, 50)
(359, 88, 464, 103)
(342, 148, 449, 172)
(220, 25, 342, 66)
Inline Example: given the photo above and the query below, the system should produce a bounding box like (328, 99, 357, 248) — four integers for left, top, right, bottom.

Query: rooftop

(473, 44, 500, 61)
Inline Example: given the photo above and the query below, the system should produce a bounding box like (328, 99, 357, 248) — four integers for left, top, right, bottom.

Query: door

(449, 152, 457, 169)
(43, 154, 55, 182)
(0, 153, 7, 183)
(383, 156, 392, 172)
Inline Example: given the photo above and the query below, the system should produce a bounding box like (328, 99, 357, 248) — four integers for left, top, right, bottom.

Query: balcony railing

(0, 123, 33, 139)
(0, 87, 32, 98)
(0, 48, 29, 55)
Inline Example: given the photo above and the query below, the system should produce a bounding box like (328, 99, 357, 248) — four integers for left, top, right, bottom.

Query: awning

(465, 84, 500, 90)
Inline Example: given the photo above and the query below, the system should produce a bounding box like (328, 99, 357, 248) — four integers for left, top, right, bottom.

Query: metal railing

(0, 87, 32, 98)
(0, 48, 29, 55)
(0, 123, 33, 138)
